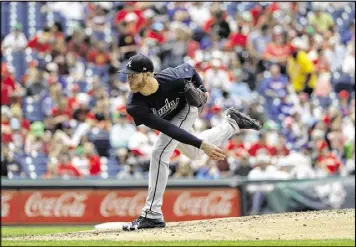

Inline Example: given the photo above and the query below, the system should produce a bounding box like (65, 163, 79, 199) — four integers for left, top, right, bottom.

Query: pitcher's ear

(145, 72, 154, 77)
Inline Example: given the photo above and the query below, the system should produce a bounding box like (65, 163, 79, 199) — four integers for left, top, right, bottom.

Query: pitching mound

(8, 209, 355, 241)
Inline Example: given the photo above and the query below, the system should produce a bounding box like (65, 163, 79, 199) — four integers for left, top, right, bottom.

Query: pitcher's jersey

(126, 63, 206, 126)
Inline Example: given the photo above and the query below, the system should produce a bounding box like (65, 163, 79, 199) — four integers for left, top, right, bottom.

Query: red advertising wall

(1, 188, 240, 224)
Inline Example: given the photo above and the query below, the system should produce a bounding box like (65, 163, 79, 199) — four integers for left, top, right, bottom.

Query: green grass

(2, 239, 355, 246)
(2, 226, 93, 238)
(2, 226, 355, 246)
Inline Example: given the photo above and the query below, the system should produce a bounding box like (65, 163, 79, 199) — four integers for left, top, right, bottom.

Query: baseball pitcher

(119, 54, 262, 230)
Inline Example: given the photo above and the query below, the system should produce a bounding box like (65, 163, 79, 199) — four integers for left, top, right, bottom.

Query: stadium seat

(1, 2, 10, 38)
(16, 155, 32, 177)
(23, 97, 46, 122)
(12, 51, 27, 83)
(88, 129, 111, 157)
(106, 157, 121, 177)
(34, 2, 48, 33)
(15, 2, 29, 39)
(92, 30, 106, 42)
(77, 81, 90, 93)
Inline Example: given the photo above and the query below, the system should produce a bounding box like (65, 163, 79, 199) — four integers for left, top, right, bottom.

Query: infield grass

(2, 225, 93, 238)
(2, 226, 355, 246)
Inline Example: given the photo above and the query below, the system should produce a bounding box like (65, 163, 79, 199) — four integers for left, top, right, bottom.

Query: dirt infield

(7, 209, 355, 241)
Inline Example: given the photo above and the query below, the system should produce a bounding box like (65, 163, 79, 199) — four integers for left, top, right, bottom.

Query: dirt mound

(7, 209, 355, 241)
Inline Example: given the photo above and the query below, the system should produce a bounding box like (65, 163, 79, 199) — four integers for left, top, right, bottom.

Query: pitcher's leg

(141, 133, 179, 219)
(177, 120, 239, 160)
(141, 105, 197, 219)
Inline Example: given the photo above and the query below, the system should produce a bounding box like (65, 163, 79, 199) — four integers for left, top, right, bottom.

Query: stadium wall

(1, 177, 354, 225)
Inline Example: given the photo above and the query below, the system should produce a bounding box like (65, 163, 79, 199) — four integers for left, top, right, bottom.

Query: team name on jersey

(151, 98, 180, 118)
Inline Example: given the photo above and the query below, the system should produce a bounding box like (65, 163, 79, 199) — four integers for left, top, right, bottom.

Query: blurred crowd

(1, 2, 355, 181)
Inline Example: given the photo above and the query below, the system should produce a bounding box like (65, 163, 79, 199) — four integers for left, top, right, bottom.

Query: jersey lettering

(151, 98, 180, 118)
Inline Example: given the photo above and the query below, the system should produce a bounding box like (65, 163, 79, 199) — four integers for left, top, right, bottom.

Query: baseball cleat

(226, 108, 262, 130)
(122, 216, 166, 231)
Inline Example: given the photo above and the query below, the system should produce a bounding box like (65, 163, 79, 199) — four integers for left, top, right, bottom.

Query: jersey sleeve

(192, 67, 207, 93)
(176, 63, 207, 93)
(126, 103, 150, 126)
(127, 104, 203, 148)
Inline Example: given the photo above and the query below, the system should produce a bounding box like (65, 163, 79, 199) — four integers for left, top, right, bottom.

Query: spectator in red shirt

(57, 153, 82, 178)
(248, 132, 277, 156)
(67, 84, 80, 111)
(114, 2, 146, 34)
(1, 63, 16, 106)
(263, 25, 292, 73)
(0, 106, 28, 147)
(73, 101, 91, 123)
(226, 24, 247, 50)
(225, 134, 247, 159)
(45, 98, 72, 131)
(51, 98, 72, 118)
(274, 133, 290, 156)
(145, 22, 166, 45)
(1, 106, 13, 145)
(316, 141, 341, 175)
(250, 3, 279, 28)
(86, 41, 111, 66)
(186, 35, 200, 59)
(84, 142, 101, 176)
(27, 26, 53, 54)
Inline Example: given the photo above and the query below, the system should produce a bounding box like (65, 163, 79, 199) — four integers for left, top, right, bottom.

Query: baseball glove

(183, 80, 207, 108)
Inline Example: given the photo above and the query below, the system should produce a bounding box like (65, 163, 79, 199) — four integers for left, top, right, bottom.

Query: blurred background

(1, 2, 355, 219)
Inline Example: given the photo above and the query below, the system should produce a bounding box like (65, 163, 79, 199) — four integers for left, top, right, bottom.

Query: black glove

(183, 80, 206, 108)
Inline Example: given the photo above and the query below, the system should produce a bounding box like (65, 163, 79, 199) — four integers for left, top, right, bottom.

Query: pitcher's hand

(200, 141, 226, 160)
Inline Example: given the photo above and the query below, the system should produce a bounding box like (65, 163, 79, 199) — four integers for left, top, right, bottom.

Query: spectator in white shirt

(247, 153, 276, 215)
(204, 59, 231, 91)
(188, 2, 211, 28)
(342, 42, 355, 77)
(2, 24, 28, 52)
(44, 2, 84, 21)
(287, 150, 316, 179)
(273, 158, 294, 180)
(324, 38, 346, 72)
(72, 146, 90, 176)
(128, 126, 157, 160)
(109, 113, 136, 149)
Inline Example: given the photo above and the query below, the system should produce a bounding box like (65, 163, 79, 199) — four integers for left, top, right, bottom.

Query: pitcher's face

(127, 73, 147, 93)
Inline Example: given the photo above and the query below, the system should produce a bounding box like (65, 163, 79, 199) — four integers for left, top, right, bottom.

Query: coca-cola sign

(173, 191, 235, 217)
(1, 193, 13, 217)
(24, 192, 88, 217)
(2, 188, 240, 225)
(100, 191, 147, 217)
(1, 190, 21, 223)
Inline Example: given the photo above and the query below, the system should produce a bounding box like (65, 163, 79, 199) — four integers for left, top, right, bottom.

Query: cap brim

(118, 68, 140, 74)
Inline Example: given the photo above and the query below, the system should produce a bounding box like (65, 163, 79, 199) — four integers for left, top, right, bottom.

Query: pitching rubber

(94, 222, 126, 230)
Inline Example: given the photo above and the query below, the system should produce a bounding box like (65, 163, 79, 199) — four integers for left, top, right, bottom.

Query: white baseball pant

(141, 104, 240, 219)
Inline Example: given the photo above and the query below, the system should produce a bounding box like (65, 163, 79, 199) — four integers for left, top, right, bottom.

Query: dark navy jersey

(126, 63, 207, 148)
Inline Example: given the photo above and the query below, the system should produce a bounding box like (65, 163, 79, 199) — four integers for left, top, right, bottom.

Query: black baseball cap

(118, 54, 154, 74)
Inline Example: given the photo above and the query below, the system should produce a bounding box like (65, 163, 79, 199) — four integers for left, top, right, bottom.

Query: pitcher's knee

(179, 149, 200, 161)
(151, 149, 170, 165)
